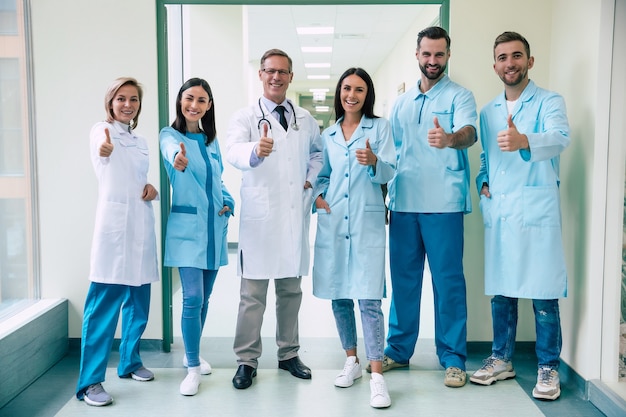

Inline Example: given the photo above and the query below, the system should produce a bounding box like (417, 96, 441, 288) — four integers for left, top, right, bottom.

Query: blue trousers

(179, 267, 218, 367)
(386, 211, 468, 370)
(332, 299, 384, 362)
(76, 282, 151, 397)
(491, 295, 562, 369)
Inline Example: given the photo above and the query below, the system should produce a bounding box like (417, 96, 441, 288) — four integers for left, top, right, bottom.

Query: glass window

(0, 0, 17, 35)
(0, 0, 38, 321)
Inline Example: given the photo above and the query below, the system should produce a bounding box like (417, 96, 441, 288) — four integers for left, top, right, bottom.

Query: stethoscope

(257, 98, 299, 136)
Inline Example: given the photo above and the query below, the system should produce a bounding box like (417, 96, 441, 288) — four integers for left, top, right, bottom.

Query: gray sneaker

(365, 354, 409, 373)
(532, 367, 561, 400)
(120, 366, 154, 381)
(83, 383, 113, 406)
(470, 356, 516, 385)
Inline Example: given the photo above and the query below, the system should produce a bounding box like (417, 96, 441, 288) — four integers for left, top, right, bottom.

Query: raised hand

(355, 139, 377, 166)
(174, 142, 188, 171)
(497, 114, 529, 152)
(256, 123, 274, 157)
(99, 128, 114, 157)
(427, 116, 451, 148)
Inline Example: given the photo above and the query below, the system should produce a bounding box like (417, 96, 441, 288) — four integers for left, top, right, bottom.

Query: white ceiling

(245, 4, 439, 96)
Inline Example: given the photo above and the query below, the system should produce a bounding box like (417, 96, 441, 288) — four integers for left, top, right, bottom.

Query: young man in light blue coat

(470, 32, 570, 402)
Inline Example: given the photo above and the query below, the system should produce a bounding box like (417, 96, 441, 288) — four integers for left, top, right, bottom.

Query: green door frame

(155, 0, 450, 352)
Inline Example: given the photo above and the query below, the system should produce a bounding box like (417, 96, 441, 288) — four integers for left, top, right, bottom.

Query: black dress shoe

(278, 356, 312, 379)
(232, 364, 257, 389)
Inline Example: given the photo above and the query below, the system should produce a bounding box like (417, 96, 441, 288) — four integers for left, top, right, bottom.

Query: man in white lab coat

(225, 48, 323, 389)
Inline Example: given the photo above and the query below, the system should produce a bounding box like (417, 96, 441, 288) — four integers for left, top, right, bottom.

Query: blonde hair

(104, 77, 143, 130)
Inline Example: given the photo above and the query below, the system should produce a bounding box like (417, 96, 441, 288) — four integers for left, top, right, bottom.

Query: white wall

(29, 0, 618, 384)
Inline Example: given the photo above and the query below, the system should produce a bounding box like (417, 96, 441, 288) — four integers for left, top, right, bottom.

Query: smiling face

(416, 37, 449, 81)
(180, 85, 212, 130)
(259, 55, 293, 104)
(110, 84, 140, 125)
(339, 74, 367, 117)
(493, 40, 534, 87)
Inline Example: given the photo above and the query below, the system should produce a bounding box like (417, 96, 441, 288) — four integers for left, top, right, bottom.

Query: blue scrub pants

(385, 211, 468, 370)
(179, 267, 218, 368)
(76, 281, 151, 398)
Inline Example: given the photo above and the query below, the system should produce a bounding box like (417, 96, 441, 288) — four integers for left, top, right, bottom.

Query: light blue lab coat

(388, 75, 477, 214)
(476, 80, 570, 299)
(312, 116, 396, 299)
(160, 127, 234, 270)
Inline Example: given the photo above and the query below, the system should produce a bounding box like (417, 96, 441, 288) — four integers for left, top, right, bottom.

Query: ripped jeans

(491, 295, 562, 370)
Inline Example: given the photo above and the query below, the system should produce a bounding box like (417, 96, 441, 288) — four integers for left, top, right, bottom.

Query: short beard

(420, 63, 446, 80)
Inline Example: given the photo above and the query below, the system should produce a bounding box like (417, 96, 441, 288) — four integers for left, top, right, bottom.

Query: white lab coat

(225, 99, 323, 279)
(88, 121, 159, 286)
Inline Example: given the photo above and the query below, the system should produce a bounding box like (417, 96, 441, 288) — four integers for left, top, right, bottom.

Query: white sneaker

(470, 356, 516, 385)
(369, 372, 391, 408)
(183, 355, 212, 375)
(180, 366, 201, 396)
(334, 356, 362, 387)
(532, 367, 561, 400)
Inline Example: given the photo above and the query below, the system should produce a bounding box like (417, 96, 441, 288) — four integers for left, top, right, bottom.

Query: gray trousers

(233, 277, 302, 367)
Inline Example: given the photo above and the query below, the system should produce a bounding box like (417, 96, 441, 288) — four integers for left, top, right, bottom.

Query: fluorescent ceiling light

(309, 88, 330, 92)
(301, 46, 332, 53)
(305, 63, 331, 68)
(307, 75, 331, 80)
(315, 106, 330, 112)
(297, 26, 334, 35)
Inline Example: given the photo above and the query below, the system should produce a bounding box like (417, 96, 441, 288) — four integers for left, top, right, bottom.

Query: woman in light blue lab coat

(470, 32, 569, 402)
(77, 77, 159, 407)
(312, 68, 395, 409)
(160, 78, 234, 397)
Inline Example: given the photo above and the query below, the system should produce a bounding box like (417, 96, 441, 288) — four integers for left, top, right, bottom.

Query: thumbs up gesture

(497, 114, 529, 152)
(173, 142, 188, 171)
(99, 128, 114, 157)
(356, 138, 377, 166)
(427, 116, 451, 148)
(256, 123, 274, 158)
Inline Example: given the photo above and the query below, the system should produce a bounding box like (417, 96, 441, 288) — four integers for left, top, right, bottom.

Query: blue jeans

(179, 267, 218, 367)
(332, 299, 384, 362)
(491, 295, 562, 369)
(386, 211, 468, 370)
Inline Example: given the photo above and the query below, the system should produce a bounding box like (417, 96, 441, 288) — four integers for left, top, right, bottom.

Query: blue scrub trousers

(385, 211, 468, 370)
(76, 282, 151, 398)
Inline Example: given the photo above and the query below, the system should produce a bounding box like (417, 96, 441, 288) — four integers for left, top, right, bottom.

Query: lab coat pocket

(240, 187, 269, 220)
(167, 205, 199, 240)
(99, 201, 127, 235)
(479, 194, 492, 228)
(522, 185, 560, 227)
(364, 205, 386, 248)
(314, 210, 332, 250)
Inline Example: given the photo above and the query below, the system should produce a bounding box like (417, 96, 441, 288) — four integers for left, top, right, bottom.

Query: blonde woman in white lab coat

(76, 77, 159, 407)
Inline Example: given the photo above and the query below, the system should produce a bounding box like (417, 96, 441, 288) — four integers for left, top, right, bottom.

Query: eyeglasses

(261, 68, 291, 76)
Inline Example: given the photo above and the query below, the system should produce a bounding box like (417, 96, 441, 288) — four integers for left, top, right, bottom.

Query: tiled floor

(0, 338, 606, 417)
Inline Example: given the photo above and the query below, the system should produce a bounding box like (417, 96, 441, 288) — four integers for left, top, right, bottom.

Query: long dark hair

(333, 67, 378, 121)
(171, 78, 216, 145)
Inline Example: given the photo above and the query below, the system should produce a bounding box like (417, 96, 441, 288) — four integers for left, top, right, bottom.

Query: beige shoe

(365, 354, 409, 373)
(444, 366, 467, 387)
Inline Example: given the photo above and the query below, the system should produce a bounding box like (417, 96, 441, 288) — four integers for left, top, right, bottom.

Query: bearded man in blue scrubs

(377, 26, 477, 388)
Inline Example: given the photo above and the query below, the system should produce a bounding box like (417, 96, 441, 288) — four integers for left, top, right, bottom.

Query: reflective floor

(0, 338, 605, 417)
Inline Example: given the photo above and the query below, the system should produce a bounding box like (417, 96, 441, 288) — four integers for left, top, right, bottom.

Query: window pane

(0, 0, 17, 35)
(0, 58, 24, 175)
(0, 199, 28, 307)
